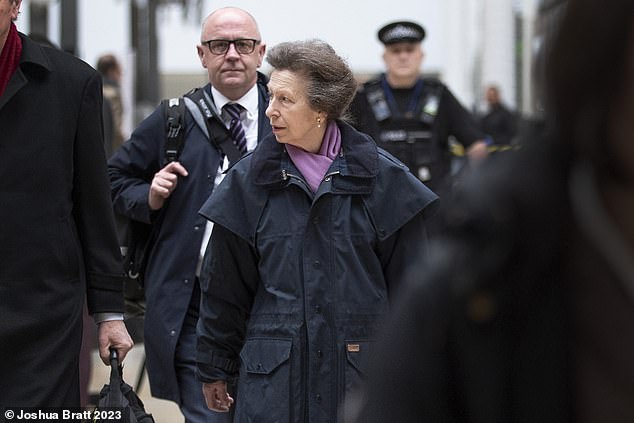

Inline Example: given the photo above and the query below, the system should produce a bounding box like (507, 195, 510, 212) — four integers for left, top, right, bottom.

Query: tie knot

(223, 103, 243, 120)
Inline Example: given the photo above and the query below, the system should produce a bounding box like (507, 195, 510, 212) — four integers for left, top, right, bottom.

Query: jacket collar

(251, 120, 379, 193)
(0, 33, 50, 111)
(17, 33, 51, 71)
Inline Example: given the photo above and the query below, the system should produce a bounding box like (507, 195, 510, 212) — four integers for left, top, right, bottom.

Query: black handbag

(93, 350, 155, 423)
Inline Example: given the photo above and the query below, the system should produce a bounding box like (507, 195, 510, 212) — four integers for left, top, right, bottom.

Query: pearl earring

(317, 117, 322, 128)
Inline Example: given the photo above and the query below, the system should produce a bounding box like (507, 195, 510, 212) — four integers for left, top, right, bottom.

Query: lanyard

(380, 74, 424, 118)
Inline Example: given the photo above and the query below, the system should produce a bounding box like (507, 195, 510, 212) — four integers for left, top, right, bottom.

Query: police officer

(350, 20, 488, 195)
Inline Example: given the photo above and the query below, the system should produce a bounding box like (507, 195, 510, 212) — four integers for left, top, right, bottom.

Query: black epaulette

(363, 78, 391, 122)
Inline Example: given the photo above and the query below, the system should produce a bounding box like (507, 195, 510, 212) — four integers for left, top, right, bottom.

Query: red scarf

(0, 23, 22, 97)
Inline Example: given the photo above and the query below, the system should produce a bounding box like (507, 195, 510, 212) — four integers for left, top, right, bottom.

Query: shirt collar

(211, 83, 259, 120)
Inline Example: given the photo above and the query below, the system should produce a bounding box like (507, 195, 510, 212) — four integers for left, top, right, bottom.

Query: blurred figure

(0, 0, 133, 408)
(97, 53, 124, 156)
(480, 84, 517, 146)
(347, 0, 634, 421)
(349, 20, 487, 197)
(27, 32, 57, 48)
(196, 39, 437, 422)
(109, 7, 270, 423)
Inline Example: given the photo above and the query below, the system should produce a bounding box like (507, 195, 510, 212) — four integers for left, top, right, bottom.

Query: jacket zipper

(282, 169, 342, 186)
(322, 170, 341, 182)
(281, 169, 313, 194)
(282, 167, 312, 420)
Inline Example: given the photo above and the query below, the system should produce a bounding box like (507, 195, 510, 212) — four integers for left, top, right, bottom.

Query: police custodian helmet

(377, 21, 426, 45)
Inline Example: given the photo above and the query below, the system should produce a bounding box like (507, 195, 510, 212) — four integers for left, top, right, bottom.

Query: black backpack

(93, 350, 155, 423)
(119, 97, 187, 308)
(120, 91, 244, 310)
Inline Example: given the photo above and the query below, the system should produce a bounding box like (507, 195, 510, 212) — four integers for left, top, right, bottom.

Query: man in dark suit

(0, 0, 133, 407)
(109, 7, 271, 423)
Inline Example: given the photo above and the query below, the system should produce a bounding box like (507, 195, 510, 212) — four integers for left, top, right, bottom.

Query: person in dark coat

(480, 85, 517, 146)
(196, 39, 438, 423)
(109, 7, 270, 423)
(349, 20, 488, 196)
(0, 0, 133, 408)
(97, 54, 125, 157)
(479, 84, 517, 146)
(346, 0, 634, 421)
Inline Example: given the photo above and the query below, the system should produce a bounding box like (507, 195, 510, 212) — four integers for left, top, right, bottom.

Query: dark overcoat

(349, 144, 581, 422)
(0, 34, 125, 407)
(196, 121, 438, 422)
(108, 79, 271, 402)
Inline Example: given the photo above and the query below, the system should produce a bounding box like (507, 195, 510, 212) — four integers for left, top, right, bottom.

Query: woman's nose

(265, 102, 275, 118)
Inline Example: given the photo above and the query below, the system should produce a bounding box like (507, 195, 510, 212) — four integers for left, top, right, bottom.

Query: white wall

(480, 0, 516, 107)
(15, 0, 531, 110)
(155, 0, 447, 76)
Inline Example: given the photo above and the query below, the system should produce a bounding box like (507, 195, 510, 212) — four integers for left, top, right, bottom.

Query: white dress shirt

(196, 84, 261, 276)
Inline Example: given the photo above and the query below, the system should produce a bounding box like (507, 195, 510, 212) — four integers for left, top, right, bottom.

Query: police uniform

(350, 21, 485, 194)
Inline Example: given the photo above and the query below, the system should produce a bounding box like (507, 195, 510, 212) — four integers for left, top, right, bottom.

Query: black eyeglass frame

(202, 38, 261, 55)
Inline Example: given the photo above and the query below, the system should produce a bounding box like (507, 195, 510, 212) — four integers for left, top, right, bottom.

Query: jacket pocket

(236, 337, 293, 422)
(343, 340, 372, 395)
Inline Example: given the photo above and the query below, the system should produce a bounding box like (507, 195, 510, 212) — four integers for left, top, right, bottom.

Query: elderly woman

(195, 39, 437, 422)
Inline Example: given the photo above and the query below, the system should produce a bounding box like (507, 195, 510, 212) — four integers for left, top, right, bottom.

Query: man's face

(0, 0, 21, 47)
(197, 9, 265, 100)
(486, 87, 500, 105)
(382, 41, 423, 81)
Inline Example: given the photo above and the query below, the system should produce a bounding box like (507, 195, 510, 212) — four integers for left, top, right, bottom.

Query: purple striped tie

(223, 103, 247, 154)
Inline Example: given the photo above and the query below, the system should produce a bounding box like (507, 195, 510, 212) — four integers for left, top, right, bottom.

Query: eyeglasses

(202, 38, 260, 55)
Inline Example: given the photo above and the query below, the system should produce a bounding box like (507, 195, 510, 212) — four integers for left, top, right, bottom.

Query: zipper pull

(281, 169, 289, 181)
(323, 170, 340, 182)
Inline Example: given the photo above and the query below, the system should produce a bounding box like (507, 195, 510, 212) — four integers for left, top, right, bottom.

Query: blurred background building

(15, 0, 541, 136)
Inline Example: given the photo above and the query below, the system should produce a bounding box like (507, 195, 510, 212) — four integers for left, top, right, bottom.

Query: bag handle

(107, 349, 125, 406)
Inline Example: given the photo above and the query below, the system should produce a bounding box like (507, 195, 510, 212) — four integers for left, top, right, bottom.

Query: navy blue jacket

(108, 76, 271, 402)
(196, 121, 438, 422)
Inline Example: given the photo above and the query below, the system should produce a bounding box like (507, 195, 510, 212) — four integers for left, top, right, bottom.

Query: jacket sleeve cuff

(86, 284, 125, 314)
(196, 352, 240, 383)
(196, 364, 239, 385)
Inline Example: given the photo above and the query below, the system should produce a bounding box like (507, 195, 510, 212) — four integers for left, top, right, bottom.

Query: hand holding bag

(93, 349, 155, 423)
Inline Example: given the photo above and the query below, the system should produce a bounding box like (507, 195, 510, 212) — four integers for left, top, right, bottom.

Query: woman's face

(266, 69, 324, 152)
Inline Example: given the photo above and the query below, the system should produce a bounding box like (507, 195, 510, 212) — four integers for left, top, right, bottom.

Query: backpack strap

(162, 97, 187, 165)
(183, 87, 244, 165)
